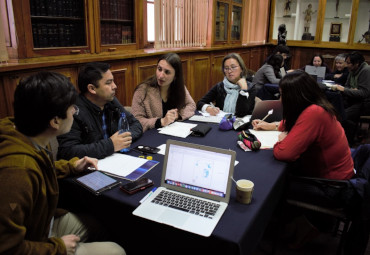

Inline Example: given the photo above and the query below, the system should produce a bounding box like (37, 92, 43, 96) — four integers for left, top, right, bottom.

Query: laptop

(133, 139, 236, 237)
(305, 65, 326, 82)
(250, 100, 283, 123)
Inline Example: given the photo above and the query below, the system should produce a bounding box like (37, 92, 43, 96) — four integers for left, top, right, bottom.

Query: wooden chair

(286, 144, 370, 255)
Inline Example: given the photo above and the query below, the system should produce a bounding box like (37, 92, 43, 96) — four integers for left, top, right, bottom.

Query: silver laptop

(133, 139, 236, 237)
(250, 100, 283, 123)
(305, 65, 326, 82)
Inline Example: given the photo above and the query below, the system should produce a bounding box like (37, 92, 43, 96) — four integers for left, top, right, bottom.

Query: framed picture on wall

(330, 23, 342, 36)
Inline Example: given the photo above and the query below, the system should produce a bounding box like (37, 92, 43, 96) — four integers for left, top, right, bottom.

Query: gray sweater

(252, 64, 281, 91)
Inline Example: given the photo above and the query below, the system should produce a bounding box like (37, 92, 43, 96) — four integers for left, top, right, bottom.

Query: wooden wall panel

(210, 50, 227, 89)
(190, 54, 211, 103)
(249, 47, 263, 72)
(135, 57, 158, 87)
(109, 60, 133, 107)
(0, 78, 9, 118)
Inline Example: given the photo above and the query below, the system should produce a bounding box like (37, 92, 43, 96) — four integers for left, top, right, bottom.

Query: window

(153, 0, 209, 49)
(147, 0, 155, 42)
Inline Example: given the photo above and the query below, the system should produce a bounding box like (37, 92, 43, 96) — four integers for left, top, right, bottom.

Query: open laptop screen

(164, 144, 232, 198)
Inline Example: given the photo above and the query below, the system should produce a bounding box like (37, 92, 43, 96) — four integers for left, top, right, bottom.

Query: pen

(139, 187, 157, 203)
(261, 109, 273, 121)
(209, 102, 216, 108)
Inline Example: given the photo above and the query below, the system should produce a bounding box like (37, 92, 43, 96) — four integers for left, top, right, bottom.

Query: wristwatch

(275, 122, 279, 131)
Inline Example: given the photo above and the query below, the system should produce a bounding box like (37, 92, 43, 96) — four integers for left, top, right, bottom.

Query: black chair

(285, 144, 370, 255)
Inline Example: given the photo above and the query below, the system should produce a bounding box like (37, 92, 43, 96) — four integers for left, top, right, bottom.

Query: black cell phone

(133, 145, 160, 154)
(120, 177, 153, 194)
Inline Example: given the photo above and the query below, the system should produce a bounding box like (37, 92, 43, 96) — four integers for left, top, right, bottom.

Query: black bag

(190, 123, 212, 137)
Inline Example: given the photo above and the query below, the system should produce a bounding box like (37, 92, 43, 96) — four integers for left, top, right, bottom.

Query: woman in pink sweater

(253, 70, 353, 180)
(132, 53, 196, 132)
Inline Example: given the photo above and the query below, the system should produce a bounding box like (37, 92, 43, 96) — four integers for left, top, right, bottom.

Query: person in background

(196, 53, 256, 117)
(266, 45, 291, 73)
(325, 53, 348, 85)
(131, 53, 196, 132)
(252, 70, 354, 249)
(331, 51, 370, 144)
(57, 62, 143, 160)
(254, 54, 284, 91)
(302, 54, 332, 77)
(0, 72, 125, 255)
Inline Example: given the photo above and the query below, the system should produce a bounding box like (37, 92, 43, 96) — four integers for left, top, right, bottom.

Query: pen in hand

(261, 109, 273, 122)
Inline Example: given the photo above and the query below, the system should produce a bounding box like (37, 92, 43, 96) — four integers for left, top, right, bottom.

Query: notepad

(97, 153, 159, 181)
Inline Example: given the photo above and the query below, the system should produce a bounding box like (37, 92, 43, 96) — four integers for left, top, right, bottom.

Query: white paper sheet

(97, 153, 149, 177)
(189, 110, 230, 124)
(157, 122, 197, 138)
(248, 129, 281, 149)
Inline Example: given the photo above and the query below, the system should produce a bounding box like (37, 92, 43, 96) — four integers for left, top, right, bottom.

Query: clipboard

(74, 171, 121, 195)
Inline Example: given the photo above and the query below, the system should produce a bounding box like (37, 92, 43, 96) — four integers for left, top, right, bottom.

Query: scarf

(223, 77, 240, 113)
(349, 62, 367, 89)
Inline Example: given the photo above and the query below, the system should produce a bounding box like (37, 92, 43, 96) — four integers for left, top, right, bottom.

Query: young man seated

(0, 72, 125, 255)
(57, 62, 143, 160)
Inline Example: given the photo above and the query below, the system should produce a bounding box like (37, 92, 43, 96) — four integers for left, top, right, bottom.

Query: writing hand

(61, 234, 80, 255)
(206, 106, 220, 116)
(252, 119, 275, 131)
(111, 131, 132, 152)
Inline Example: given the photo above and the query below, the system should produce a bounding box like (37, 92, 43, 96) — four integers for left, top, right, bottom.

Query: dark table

(59, 122, 287, 255)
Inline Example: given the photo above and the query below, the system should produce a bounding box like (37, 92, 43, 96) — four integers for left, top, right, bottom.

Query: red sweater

(273, 105, 354, 180)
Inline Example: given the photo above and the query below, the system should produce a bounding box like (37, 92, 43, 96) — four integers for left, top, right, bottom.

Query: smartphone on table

(120, 177, 154, 194)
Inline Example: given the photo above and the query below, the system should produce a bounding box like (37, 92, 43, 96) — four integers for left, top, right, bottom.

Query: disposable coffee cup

(236, 179, 254, 204)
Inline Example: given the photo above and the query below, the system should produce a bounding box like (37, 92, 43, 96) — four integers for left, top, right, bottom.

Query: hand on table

(74, 156, 98, 172)
(61, 234, 80, 255)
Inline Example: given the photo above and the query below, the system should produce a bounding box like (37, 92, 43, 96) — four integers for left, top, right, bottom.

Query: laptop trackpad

(158, 210, 189, 227)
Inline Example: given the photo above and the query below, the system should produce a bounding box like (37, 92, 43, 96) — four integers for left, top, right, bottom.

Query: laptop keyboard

(151, 190, 220, 219)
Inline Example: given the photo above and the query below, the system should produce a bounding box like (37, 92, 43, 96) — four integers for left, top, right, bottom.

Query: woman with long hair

(252, 54, 284, 91)
(131, 53, 196, 132)
(253, 70, 353, 179)
(252, 70, 355, 249)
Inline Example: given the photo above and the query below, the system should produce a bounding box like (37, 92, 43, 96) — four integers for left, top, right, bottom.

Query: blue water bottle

(118, 112, 130, 153)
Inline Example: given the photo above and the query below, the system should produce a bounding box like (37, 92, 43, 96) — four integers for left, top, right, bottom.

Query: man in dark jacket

(332, 51, 370, 145)
(57, 62, 143, 160)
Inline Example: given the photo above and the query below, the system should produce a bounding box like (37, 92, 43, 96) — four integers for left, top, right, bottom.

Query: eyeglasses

(224, 65, 239, 72)
(72, 105, 79, 116)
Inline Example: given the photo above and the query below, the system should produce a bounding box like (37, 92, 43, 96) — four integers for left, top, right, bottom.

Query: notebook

(133, 139, 236, 237)
(305, 65, 326, 82)
(250, 100, 283, 123)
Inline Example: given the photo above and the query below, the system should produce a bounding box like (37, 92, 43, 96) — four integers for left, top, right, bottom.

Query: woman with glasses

(196, 53, 256, 117)
(131, 53, 196, 132)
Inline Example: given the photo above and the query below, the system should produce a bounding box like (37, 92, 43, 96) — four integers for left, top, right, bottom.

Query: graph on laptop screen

(164, 144, 231, 198)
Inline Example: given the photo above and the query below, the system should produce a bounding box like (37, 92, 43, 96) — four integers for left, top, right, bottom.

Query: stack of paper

(158, 122, 197, 138)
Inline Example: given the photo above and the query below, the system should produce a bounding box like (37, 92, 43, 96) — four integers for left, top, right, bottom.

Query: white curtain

(154, 0, 209, 49)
